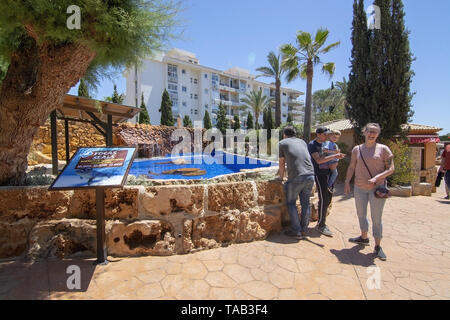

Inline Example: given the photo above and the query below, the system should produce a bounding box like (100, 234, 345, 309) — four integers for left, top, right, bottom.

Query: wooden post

(50, 110, 58, 175)
(107, 115, 113, 147)
(65, 119, 70, 163)
(95, 188, 108, 265)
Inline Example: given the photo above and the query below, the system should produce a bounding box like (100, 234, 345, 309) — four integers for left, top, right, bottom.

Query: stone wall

(0, 180, 324, 260)
(28, 121, 207, 165)
(29, 120, 105, 165)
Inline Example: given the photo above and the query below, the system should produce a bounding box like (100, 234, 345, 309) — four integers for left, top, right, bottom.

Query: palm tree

(240, 89, 273, 130)
(281, 28, 340, 140)
(255, 51, 285, 127)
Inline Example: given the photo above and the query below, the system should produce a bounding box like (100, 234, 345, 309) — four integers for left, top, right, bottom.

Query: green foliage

(263, 106, 274, 140)
(286, 113, 293, 124)
(386, 140, 414, 186)
(313, 78, 347, 124)
(233, 114, 240, 130)
(203, 110, 212, 129)
(439, 133, 450, 142)
(183, 115, 193, 128)
(104, 84, 125, 103)
(139, 92, 150, 124)
(126, 175, 155, 186)
(159, 89, 174, 126)
(77, 78, 91, 98)
(347, 0, 414, 140)
(0, 0, 181, 88)
(255, 51, 286, 127)
(336, 142, 351, 183)
(240, 89, 272, 130)
(216, 103, 228, 134)
(278, 123, 304, 141)
(281, 28, 340, 141)
(246, 112, 254, 130)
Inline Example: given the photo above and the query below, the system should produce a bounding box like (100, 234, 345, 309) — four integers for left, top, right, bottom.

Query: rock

(256, 180, 285, 205)
(0, 219, 35, 259)
(107, 220, 175, 256)
(208, 182, 256, 212)
(28, 219, 97, 259)
(140, 185, 204, 217)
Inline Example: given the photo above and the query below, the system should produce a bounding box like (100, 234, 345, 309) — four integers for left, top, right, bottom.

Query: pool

(129, 152, 278, 180)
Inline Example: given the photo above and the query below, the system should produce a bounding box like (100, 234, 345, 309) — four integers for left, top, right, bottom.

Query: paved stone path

(1, 183, 449, 300)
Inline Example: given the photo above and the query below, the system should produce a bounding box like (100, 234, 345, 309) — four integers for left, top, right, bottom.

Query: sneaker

(316, 225, 333, 237)
(374, 245, 387, 261)
(349, 236, 370, 246)
(284, 230, 304, 240)
(445, 195, 450, 200)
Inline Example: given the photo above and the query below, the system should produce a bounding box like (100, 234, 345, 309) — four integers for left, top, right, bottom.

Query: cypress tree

(139, 92, 150, 124)
(78, 78, 91, 98)
(216, 103, 228, 134)
(347, 0, 371, 139)
(287, 113, 293, 124)
(246, 112, 254, 129)
(348, 0, 413, 140)
(183, 115, 193, 127)
(203, 110, 212, 129)
(159, 89, 174, 126)
(233, 114, 240, 130)
(263, 106, 274, 140)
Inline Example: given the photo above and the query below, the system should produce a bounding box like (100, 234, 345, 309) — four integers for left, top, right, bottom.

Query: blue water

(129, 152, 278, 180)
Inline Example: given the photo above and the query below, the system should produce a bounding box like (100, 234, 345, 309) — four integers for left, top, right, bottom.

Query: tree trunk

(0, 36, 96, 185)
(275, 78, 281, 128)
(303, 60, 314, 142)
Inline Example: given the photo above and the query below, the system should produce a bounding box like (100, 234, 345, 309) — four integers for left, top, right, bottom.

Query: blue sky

(69, 0, 450, 134)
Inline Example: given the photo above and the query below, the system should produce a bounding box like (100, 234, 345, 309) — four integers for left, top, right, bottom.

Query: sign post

(49, 147, 137, 265)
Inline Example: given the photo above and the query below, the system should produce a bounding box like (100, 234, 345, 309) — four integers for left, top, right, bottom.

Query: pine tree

(139, 92, 150, 124)
(159, 89, 174, 126)
(216, 103, 228, 134)
(0, 1, 179, 185)
(233, 114, 240, 130)
(203, 110, 212, 129)
(78, 78, 91, 98)
(246, 112, 254, 130)
(183, 115, 193, 128)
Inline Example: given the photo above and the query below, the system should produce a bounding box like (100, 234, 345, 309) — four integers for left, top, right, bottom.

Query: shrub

(336, 142, 350, 183)
(386, 139, 414, 186)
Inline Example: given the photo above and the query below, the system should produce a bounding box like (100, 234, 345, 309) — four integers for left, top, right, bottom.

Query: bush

(336, 142, 350, 183)
(277, 123, 304, 141)
(385, 139, 414, 186)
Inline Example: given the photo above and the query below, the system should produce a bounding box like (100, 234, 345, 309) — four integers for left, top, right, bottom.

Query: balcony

(287, 98, 302, 106)
(168, 75, 178, 83)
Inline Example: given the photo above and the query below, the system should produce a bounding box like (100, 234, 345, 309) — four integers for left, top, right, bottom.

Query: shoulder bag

(359, 145, 390, 199)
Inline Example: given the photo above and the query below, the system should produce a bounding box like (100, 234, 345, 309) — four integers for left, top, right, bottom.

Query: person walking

(308, 127, 346, 237)
(344, 123, 395, 261)
(439, 142, 450, 200)
(277, 126, 315, 240)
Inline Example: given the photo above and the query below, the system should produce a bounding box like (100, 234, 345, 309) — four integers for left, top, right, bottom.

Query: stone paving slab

(0, 183, 449, 300)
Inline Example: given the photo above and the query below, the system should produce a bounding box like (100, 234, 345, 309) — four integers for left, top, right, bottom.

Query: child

(319, 130, 341, 193)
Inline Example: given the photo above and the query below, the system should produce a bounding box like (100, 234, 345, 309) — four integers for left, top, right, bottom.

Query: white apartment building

(124, 48, 305, 128)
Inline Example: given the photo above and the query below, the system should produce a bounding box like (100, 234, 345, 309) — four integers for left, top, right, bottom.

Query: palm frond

(314, 28, 329, 49)
(321, 62, 336, 79)
(296, 31, 312, 51)
(255, 67, 275, 78)
(320, 41, 340, 54)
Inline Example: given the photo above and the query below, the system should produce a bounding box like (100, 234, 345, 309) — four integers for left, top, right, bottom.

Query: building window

(204, 74, 208, 79)
(167, 64, 177, 83)
(194, 78, 198, 84)
(190, 93, 193, 99)
(194, 94, 198, 100)
(190, 78, 192, 83)
(194, 109, 198, 115)
(190, 109, 193, 115)
(212, 74, 219, 84)
(182, 69, 186, 74)
(283, 93, 287, 96)
(182, 102, 187, 107)
(168, 83, 177, 92)
(182, 86, 187, 92)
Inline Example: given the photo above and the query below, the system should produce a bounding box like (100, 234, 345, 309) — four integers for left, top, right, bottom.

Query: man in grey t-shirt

(277, 126, 315, 240)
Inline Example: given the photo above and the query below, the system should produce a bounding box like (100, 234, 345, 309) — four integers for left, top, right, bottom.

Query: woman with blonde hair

(344, 123, 395, 260)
